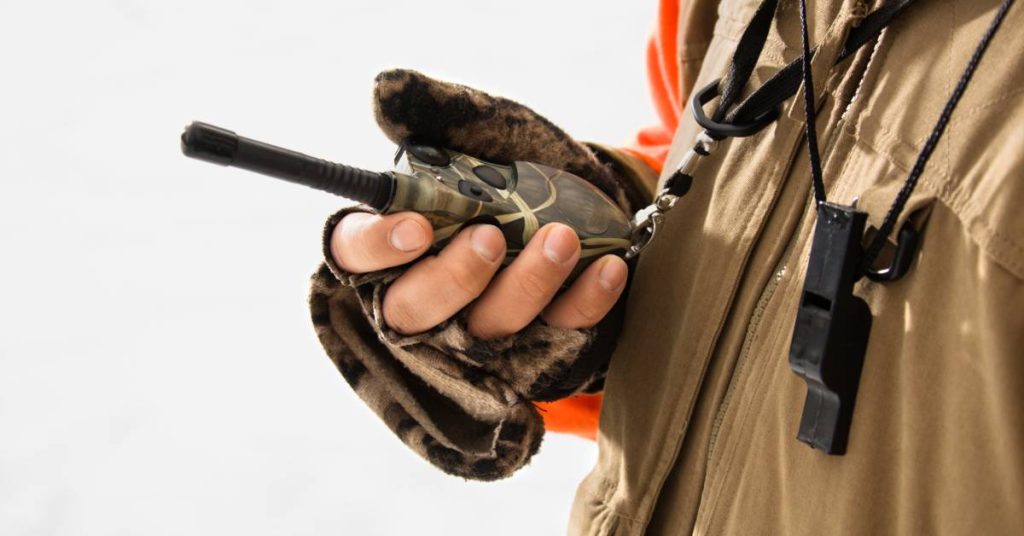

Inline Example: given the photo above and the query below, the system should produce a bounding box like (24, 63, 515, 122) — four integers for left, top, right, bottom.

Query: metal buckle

(625, 202, 666, 259)
(625, 132, 718, 259)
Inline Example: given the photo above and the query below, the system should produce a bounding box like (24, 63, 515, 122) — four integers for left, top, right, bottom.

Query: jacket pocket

(848, 0, 1024, 280)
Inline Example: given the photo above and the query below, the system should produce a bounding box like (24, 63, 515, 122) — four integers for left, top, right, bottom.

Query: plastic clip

(691, 79, 780, 140)
(864, 221, 919, 282)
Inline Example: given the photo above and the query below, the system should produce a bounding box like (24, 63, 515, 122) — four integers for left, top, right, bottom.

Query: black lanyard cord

(676, 0, 917, 205)
(796, 0, 1016, 270)
(798, 0, 826, 207)
(785, 0, 1015, 456)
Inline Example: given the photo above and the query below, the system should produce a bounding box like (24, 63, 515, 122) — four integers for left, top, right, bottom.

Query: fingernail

(598, 257, 627, 291)
(543, 225, 579, 264)
(470, 225, 504, 262)
(389, 219, 427, 252)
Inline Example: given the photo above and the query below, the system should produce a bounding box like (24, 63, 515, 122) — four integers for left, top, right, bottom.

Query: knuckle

(568, 294, 605, 324)
(517, 269, 555, 301)
(466, 318, 509, 341)
(441, 259, 488, 298)
(382, 293, 425, 334)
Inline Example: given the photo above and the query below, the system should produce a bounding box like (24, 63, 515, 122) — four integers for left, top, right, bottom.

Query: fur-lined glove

(308, 69, 656, 480)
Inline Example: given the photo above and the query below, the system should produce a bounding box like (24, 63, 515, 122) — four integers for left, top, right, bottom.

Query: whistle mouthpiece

(180, 121, 393, 210)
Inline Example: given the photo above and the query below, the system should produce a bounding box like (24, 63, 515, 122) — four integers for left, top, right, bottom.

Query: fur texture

(310, 207, 601, 480)
(373, 69, 650, 214)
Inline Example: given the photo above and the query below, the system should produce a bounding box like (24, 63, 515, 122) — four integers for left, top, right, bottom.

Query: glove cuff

(585, 142, 659, 212)
(310, 206, 601, 480)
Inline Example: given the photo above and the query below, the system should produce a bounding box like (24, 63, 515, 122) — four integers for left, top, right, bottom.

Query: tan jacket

(570, 0, 1024, 534)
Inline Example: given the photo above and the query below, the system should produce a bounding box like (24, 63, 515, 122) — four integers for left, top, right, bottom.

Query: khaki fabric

(570, 0, 1024, 534)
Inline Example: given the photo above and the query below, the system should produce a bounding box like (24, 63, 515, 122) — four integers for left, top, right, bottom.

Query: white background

(0, 1, 658, 534)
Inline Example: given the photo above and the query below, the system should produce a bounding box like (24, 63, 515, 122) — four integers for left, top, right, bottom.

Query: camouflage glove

(309, 69, 656, 480)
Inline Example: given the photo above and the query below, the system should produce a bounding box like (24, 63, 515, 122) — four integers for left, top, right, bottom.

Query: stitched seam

(946, 192, 1024, 282)
(866, 86, 1024, 160)
(982, 225, 1024, 281)
(931, 85, 1024, 134)
(716, 4, 754, 30)
(856, 4, 1022, 190)
(851, 132, 1024, 281)
(713, 26, 744, 41)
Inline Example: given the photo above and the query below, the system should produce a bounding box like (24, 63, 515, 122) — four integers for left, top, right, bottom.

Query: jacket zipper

(704, 116, 847, 470)
(704, 242, 792, 460)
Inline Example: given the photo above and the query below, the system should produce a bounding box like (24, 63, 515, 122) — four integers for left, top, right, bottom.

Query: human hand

(309, 69, 656, 479)
(330, 211, 628, 339)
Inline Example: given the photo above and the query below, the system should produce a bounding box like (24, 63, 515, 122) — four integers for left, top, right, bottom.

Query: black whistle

(788, 202, 873, 455)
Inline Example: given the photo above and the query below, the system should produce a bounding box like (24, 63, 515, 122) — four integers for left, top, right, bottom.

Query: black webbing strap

(728, 0, 918, 126)
(798, 0, 827, 206)
(695, 0, 918, 138)
(713, 0, 780, 122)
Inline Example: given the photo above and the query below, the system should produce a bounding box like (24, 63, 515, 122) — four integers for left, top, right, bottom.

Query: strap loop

(692, 80, 780, 140)
(863, 221, 919, 282)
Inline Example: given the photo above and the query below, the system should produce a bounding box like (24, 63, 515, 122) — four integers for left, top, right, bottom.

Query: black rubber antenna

(181, 121, 394, 210)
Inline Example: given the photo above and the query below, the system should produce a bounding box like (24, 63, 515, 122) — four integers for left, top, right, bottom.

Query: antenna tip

(181, 121, 239, 165)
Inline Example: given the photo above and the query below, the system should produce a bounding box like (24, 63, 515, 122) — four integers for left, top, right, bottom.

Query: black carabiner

(864, 221, 919, 282)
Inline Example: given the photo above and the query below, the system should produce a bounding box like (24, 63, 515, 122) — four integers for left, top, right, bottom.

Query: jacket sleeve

(535, 0, 695, 439)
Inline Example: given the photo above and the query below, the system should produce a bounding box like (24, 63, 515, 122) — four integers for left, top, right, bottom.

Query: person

(307, 0, 1024, 533)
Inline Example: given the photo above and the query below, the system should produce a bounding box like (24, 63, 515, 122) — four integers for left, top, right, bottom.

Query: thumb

(331, 211, 434, 274)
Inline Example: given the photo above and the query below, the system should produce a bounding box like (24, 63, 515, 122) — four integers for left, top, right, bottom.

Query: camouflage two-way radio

(180, 121, 634, 278)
